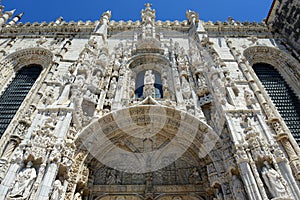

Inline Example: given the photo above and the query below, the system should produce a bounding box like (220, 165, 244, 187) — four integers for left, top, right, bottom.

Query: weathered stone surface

(0, 2, 299, 200)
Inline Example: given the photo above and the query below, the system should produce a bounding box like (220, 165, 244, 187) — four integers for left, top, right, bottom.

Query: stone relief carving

(143, 70, 155, 98)
(0, 3, 298, 200)
(9, 161, 37, 199)
(231, 175, 247, 200)
(261, 161, 288, 198)
(50, 179, 63, 200)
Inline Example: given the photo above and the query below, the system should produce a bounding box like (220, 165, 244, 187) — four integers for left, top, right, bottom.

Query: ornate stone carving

(231, 175, 247, 200)
(107, 77, 117, 99)
(261, 161, 288, 198)
(143, 70, 155, 98)
(50, 179, 63, 200)
(9, 161, 37, 199)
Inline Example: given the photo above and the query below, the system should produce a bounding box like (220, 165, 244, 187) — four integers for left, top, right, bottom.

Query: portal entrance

(76, 105, 219, 199)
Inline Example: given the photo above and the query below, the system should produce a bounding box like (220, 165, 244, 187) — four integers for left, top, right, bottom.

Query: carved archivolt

(2, 47, 53, 71)
(0, 47, 53, 93)
(243, 46, 300, 95)
(96, 195, 143, 200)
(76, 105, 220, 173)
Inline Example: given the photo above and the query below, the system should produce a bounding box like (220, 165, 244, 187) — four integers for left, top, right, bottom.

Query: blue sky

(2, 0, 273, 23)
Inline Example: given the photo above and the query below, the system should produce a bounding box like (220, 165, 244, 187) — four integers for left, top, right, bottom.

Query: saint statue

(143, 70, 155, 98)
(144, 70, 155, 85)
(9, 161, 37, 198)
(261, 161, 287, 198)
(50, 179, 63, 200)
(231, 175, 247, 200)
(73, 192, 82, 200)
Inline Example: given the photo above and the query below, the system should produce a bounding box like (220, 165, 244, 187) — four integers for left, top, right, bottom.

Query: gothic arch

(243, 45, 300, 97)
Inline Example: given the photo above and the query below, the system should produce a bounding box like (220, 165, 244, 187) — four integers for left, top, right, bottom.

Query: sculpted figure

(144, 70, 155, 85)
(261, 161, 287, 198)
(232, 175, 247, 200)
(73, 192, 82, 200)
(214, 187, 224, 200)
(143, 70, 155, 97)
(9, 161, 37, 198)
(107, 77, 117, 98)
(50, 179, 63, 200)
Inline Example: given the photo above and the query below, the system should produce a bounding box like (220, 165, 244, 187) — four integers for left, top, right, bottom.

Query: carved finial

(186, 10, 199, 25)
(6, 9, 16, 18)
(8, 12, 24, 26)
(100, 10, 111, 25)
(145, 3, 152, 9)
(54, 16, 63, 25)
(141, 3, 155, 25)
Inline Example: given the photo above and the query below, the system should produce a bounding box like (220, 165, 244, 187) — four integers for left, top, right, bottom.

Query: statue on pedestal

(143, 70, 155, 98)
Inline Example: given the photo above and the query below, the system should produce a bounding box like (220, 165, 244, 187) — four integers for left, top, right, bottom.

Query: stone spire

(141, 3, 156, 38)
(8, 12, 24, 26)
(141, 3, 155, 25)
(0, 9, 15, 28)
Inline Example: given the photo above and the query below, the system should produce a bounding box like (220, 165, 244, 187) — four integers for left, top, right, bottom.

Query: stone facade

(0, 2, 299, 200)
(267, 0, 300, 54)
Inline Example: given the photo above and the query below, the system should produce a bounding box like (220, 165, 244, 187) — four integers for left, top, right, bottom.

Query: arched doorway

(75, 105, 220, 200)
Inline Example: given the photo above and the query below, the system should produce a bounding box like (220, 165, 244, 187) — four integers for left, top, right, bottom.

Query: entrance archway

(75, 105, 220, 199)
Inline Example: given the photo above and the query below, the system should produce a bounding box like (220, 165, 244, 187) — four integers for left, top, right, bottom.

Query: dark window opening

(0, 64, 42, 137)
(253, 63, 300, 145)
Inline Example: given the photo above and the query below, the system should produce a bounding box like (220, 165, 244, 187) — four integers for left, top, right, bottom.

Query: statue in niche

(42, 88, 55, 106)
(181, 76, 191, 99)
(50, 179, 63, 200)
(91, 71, 102, 88)
(243, 87, 256, 107)
(107, 77, 117, 99)
(231, 175, 247, 200)
(214, 187, 224, 200)
(84, 89, 98, 104)
(143, 70, 155, 98)
(73, 192, 82, 200)
(197, 73, 206, 87)
(9, 161, 37, 198)
(261, 161, 287, 198)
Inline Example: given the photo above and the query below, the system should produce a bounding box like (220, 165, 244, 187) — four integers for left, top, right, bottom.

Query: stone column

(275, 156, 300, 199)
(36, 111, 72, 199)
(235, 147, 263, 200)
(0, 140, 17, 181)
(226, 39, 300, 180)
(0, 162, 23, 199)
(36, 163, 58, 200)
(0, 144, 25, 199)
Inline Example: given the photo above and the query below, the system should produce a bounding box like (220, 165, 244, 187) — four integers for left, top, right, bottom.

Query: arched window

(134, 69, 163, 99)
(253, 63, 300, 144)
(0, 64, 42, 137)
